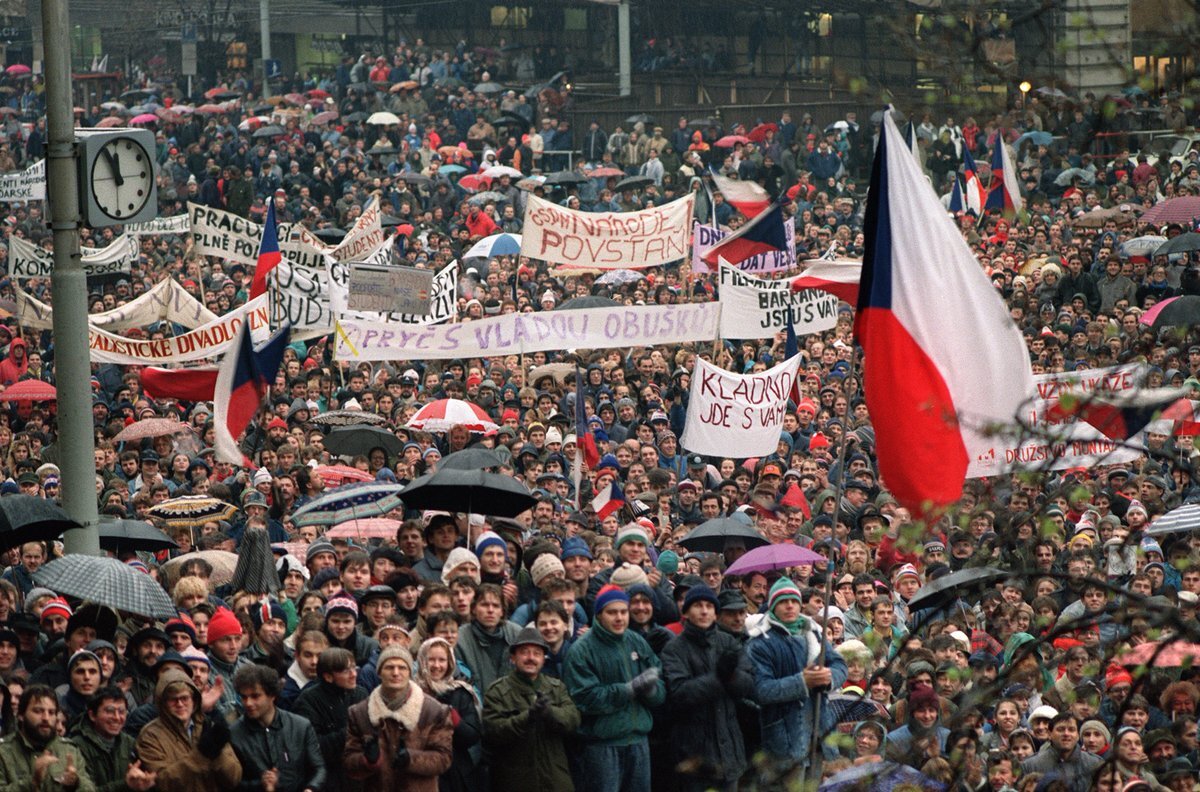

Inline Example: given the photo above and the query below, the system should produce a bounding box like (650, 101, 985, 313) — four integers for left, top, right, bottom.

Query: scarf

(768, 611, 807, 636)
(366, 680, 424, 731)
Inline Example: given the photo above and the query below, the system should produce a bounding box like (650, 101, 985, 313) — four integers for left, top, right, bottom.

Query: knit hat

(530, 554, 565, 586)
(376, 645, 413, 672)
(615, 524, 650, 549)
(1080, 719, 1111, 743)
(164, 614, 197, 642)
(682, 583, 720, 613)
(908, 683, 939, 713)
(40, 597, 73, 624)
(767, 576, 802, 614)
(180, 646, 211, 667)
(892, 564, 920, 585)
(306, 541, 337, 564)
(206, 607, 243, 643)
(561, 537, 593, 561)
(594, 584, 630, 614)
(24, 588, 56, 614)
(312, 567, 341, 590)
(252, 467, 273, 486)
(441, 547, 481, 584)
(655, 549, 679, 575)
(1106, 667, 1134, 689)
(250, 600, 287, 632)
(67, 649, 101, 671)
(609, 562, 649, 589)
(474, 531, 507, 560)
(325, 595, 359, 619)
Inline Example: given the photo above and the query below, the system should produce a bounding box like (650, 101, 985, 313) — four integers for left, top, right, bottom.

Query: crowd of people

(0, 37, 1194, 792)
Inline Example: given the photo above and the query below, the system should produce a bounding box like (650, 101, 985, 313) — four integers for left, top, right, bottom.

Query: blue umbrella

(1015, 130, 1053, 147)
(464, 233, 522, 259)
(819, 761, 946, 791)
(291, 481, 406, 527)
(440, 164, 466, 175)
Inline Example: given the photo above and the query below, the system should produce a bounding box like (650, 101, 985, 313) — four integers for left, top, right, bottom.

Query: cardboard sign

(348, 263, 433, 314)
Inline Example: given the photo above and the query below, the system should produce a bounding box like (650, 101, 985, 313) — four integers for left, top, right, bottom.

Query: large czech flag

(856, 114, 1034, 516)
(701, 201, 788, 267)
(249, 201, 282, 300)
(791, 258, 861, 303)
(213, 321, 291, 464)
(710, 170, 771, 218)
(983, 136, 1023, 220)
(1047, 386, 1191, 441)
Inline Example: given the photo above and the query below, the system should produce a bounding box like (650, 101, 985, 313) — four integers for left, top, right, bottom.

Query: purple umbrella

(725, 543, 825, 576)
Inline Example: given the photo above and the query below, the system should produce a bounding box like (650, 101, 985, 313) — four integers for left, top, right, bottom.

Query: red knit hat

(206, 607, 243, 644)
(40, 597, 72, 624)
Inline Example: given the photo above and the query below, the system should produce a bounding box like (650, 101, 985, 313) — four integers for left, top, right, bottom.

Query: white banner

(88, 295, 270, 365)
(520, 193, 693, 269)
(328, 245, 458, 325)
(328, 199, 385, 263)
(681, 356, 802, 456)
(9, 234, 138, 279)
(188, 203, 262, 266)
(17, 278, 217, 331)
(337, 301, 721, 361)
(717, 263, 839, 338)
(0, 160, 45, 201)
(967, 363, 1146, 478)
(693, 221, 796, 274)
(125, 214, 191, 236)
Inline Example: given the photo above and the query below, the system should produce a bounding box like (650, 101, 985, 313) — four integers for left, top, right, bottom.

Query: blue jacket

(746, 620, 847, 765)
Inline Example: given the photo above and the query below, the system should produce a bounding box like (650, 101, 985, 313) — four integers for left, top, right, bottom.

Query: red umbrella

(1117, 641, 1200, 668)
(457, 173, 491, 192)
(113, 419, 189, 443)
(0, 380, 55, 401)
(588, 167, 625, 178)
(283, 92, 306, 106)
(406, 398, 498, 433)
(326, 518, 402, 540)
(310, 110, 339, 126)
(1140, 197, 1200, 226)
(306, 88, 331, 99)
(130, 113, 157, 125)
(313, 465, 374, 487)
(95, 116, 124, 128)
(747, 122, 778, 143)
(5, 64, 30, 76)
(715, 135, 750, 148)
(195, 104, 226, 115)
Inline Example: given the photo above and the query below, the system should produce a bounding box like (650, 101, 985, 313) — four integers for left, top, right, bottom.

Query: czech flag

(961, 147, 985, 215)
(249, 200, 282, 300)
(141, 367, 218, 402)
(984, 136, 1023, 220)
(948, 176, 965, 214)
(702, 201, 789, 267)
(1047, 387, 1191, 441)
(791, 258, 861, 303)
(213, 320, 291, 464)
(856, 113, 1033, 517)
(573, 367, 600, 469)
(710, 170, 771, 218)
(590, 478, 626, 521)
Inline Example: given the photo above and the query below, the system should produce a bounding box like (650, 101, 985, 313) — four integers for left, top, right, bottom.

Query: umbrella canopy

(113, 418, 188, 443)
(1072, 206, 1139, 227)
(597, 269, 644, 286)
(827, 692, 889, 725)
(95, 116, 124, 128)
(516, 176, 546, 191)
(313, 464, 376, 487)
(5, 64, 30, 76)
(557, 295, 620, 311)
(367, 111, 401, 126)
(401, 468, 537, 517)
(468, 190, 508, 206)
(439, 447, 505, 470)
(678, 518, 769, 553)
(1154, 232, 1200, 257)
(747, 122, 778, 142)
(715, 135, 750, 148)
(588, 167, 626, 179)
(473, 82, 506, 94)
(1142, 197, 1200, 226)
(291, 481, 406, 528)
(194, 103, 226, 114)
(724, 542, 825, 575)
(203, 88, 240, 101)
(309, 409, 387, 427)
(401, 172, 433, 187)
(324, 425, 403, 457)
(96, 518, 178, 553)
(33, 556, 176, 620)
(252, 124, 286, 139)
(626, 113, 655, 125)
(528, 362, 576, 386)
(615, 175, 653, 191)
(819, 760, 946, 792)
(1140, 295, 1180, 326)
(1016, 130, 1054, 147)
(1116, 641, 1200, 668)
(326, 518, 402, 540)
(230, 526, 278, 595)
(1151, 295, 1200, 330)
(439, 164, 467, 175)
(1053, 167, 1096, 186)
(906, 566, 1008, 612)
(310, 110, 339, 126)
(366, 145, 399, 156)
(130, 113, 157, 125)
(456, 173, 491, 192)
(0, 380, 56, 401)
(147, 495, 238, 529)
(544, 171, 587, 186)
(344, 111, 368, 123)
(100, 101, 126, 111)
(1146, 503, 1200, 536)
(464, 233, 522, 259)
(406, 399, 498, 433)
(482, 165, 523, 180)
(0, 496, 79, 550)
(160, 550, 239, 587)
(1121, 235, 1167, 258)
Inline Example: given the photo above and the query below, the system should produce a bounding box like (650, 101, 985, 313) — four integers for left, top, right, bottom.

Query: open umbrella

(588, 167, 626, 179)
(94, 116, 124, 128)
(1121, 235, 1167, 258)
(1142, 197, 1200, 226)
(113, 418, 189, 443)
(626, 113, 655, 125)
(906, 566, 1008, 612)
(456, 173, 491, 192)
(439, 447, 504, 471)
(615, 175, 653, 191)
(1146, 503, 1200, 536)
(0, 496, 79, 551)
(1140, 295, 1181, 326)
(313, 464, 375, 487)
(1016, 130, 1054, 147)
(130, 113, 157, 125)
(252, 124, 286, 139)
(473, 82, 505, 94)
(1053, 167, 1096, 186)
(439, 164, 467, 176)
(544, 171, 586, 186)
(401, 468, 537, 517)
(819, 760, 946, 792)
(194, 103, 226, 115)
(147, 495, 238, 529)
(468, 191, 508, 206)
(203, 88, 240, 101)
(309, 409, 387, 427)
(516, 176, 546, 191)
(677, 518, 769, 553)
(747, 122, 778, 143)
(311, 227, 347, 243)
(464, 233, 522, 259)
(715, 135, 750, 148)
(310, 110, 339, 126)
(96, 518, 178, 553)
(401, 173, 433, 187)
(326, 518, 402, 540)
(433, 76, 464, 89)
(528, 362, 576, 386)
(160, 550, 239, 586)
(482, 165, 523, 180)
(1155, 232, 1200, 257)
(1072, 206, 1138, 228)
(0, 380, 56, 401)
(291, 481, 406, 528)
(556, 295, 620, 311)
(407, 399, 498, 433)
(1151, 295, 1200, 330)
(724, 542, 824, 575)
(1116, 641, 1200, 668)
(33, 556, 176, 620)
(5, 64, 30, 76)
(324, 425, 403, 457)
(597, 269, 644, 286)
(687, 117, 719, 129)
(367, 111, 401, 126)
(100, 101, 126, 111)
(344, 111, 368, 123)
(367, 145, 399, 156)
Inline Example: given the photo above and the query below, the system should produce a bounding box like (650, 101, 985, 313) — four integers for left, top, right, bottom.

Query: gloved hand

(363, 738, 381, 765)
(392, 746, 411, 770)
(630, 666, 660, 698)
(530, 693, 550, 721)
(196, 715, 231, 759)
(716, 649, 740, 681)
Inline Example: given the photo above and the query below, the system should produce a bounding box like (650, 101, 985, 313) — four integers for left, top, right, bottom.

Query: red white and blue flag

(856, 113, 1033, 516)
(791, 258, 861, 303)
(249, 201, 282, 300)
(710, 170, 771, 219)
(1047, 387, 1190, 441)
(590, 478, 626, 521)
(141, 366, 218, 402)
(984, 137, 1023, 220)
(702, 201, 789, 266)
(961, 147, 985, 215)
(213, 320, 291, 464)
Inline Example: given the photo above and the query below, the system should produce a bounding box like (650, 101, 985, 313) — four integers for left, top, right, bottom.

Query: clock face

(89, 137, 153, 220)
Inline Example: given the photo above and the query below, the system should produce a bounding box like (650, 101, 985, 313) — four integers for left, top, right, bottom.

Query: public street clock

(76, 128, 158, 227)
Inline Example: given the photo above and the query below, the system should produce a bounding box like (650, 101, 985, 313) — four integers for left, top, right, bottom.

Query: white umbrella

(367, 111, 402, 126)
(597, 269, 645, 285)
(464, 233, 522, 259)
(482, 165, 523, 179)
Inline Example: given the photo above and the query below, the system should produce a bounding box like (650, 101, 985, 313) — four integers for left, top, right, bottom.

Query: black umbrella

(310, 410, 387, 427)
(434, 76, 464, 89)
(120, 89, 156, 102)
(626, 113, 655, 125)
(906, 566, 1008, 613)
(33, 556, 176, 619)
(677, 517, 769, 553)
(367, 145, 399, 156)
(344, 111, 368, 123)
(96, 518, 178, 553)
(401, 468, 537, 517)
(252, 124, 286, 139)
(687, 117, 719, 129)
(311, 227, 347, 243)
(402, 173, 433, 187)
(1154, 232, 1200, 257)
(206, 89, 241, 101)
(439, 447, 505, 471)
(325, 425, 403, 457)
(556, 296, 621, 311)
(1152, 295, 1200, 330)
(0, 496, 79, 551)
(544, 171, 587, 186)
(616, 175, 653, 191)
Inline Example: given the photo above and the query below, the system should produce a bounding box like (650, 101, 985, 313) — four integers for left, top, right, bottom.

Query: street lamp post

(1019, 80, 1032, 111)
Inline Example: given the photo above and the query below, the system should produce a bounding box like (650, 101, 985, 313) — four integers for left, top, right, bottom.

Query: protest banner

(693, 220, 796, 274)
(329, 249, 458, 326)
(9, 234, 138, 279)
(270, 257, 333, 334)
(0, 160, 45, 201)
(88, 295, 270, 365)
(680, 356, 802, 456)
(521, 193, 693, 269)
(188, 203, 262, 266)
(125, 214, 191, 236)
(327, 199, 385, 262)
(967, 362, 1145, 478)
(717, 263, 839, 338)
(336, 301, 721, 361)
(349, 264, 432, 314)
(16, 279, 216, 331)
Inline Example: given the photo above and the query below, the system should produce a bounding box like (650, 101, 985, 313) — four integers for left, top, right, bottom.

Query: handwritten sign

(681, 356, 802, 456)
(521, 193, 693, 269)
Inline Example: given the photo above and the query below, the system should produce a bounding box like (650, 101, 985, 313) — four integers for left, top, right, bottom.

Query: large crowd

(0, 37, 1193, 792)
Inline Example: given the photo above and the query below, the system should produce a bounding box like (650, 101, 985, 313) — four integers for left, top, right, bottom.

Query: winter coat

(134, 669, 243, 792)
(292, 680, 367, 792)
(455, 621, 521, 696)
(661, 622, 756, 784)
(68, 717, 137, 791)
(0, 730, 95, 792)
(563, 621, 665, 745)
(1021, 742, 1103, 792)
(229, 708, 326, 792)
(344, 682, 454, 792)
(426, 685, 483, 792)
(746, 617, 848, 766)
(482, 671, 580, 792)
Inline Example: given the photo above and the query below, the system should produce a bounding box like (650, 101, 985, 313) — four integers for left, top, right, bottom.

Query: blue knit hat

(475, 531, 507, 560)
(594, 584, 630, 614)
(682, 583, 720, 613)
(561, 537, 593, 561)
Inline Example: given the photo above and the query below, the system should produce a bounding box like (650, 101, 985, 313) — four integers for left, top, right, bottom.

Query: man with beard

(124, 628, 170, 707)
(0, 684, 94, 790)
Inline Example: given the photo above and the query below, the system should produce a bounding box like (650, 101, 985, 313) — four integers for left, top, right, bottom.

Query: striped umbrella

(313, 465, 375, 486)
(33, 556, 176, 620)
(148, 496, 238, 528)
(310, 410, 387, 427)
(291, 481, 405, 528)
(326, 518, 402, 540)
(231, 526, 279, 595)
(406, 398, 498, 433)
(1146, 504, 1200, 537)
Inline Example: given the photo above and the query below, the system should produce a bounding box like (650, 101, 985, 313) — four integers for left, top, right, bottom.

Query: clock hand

(104, 148, 124, 187)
